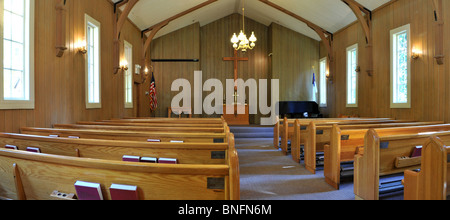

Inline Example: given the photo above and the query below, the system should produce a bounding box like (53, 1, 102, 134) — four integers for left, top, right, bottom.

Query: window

(85, 14, 101, 109)
(0, 0, 34, 109)
(346, 44, 358, 107)
(319, 57, 327, 107)
(390, 24, 411, 108)
(124, 40, 133, 109)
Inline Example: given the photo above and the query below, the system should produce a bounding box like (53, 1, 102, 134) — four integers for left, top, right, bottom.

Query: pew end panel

(324, 124, 342, 190)
(403, 136, 448, 200)
(273, 116, 280, 148)
(354, 129, 380, 200)
(304, 121, 317, 174)
(291, 120, 301, 163)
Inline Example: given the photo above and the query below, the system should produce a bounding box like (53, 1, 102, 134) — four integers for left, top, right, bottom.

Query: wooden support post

(113, 0, 139, 74)
(432, 0, 444, 65)
(342, 0, 373, 76)
(55, 0, 67, 57)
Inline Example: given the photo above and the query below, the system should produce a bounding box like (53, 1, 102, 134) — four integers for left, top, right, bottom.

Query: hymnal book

(5, 145, 18, 150)
(109, 184, 139, 200)
(158, 158, 178, 164)
(170, 140, 184, 143)
(74, 181, 103, 200)
(122, 155, 141, 162)
(147, 139, 161, 142)
(26, 147, 41, 153)
(140, 157, 158, 163)
(49, 135, 59, 138)
(411, 146, 422, 158)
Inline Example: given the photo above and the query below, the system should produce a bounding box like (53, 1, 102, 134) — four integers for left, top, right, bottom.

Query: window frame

(84, 14, 101, 109)
(0, 0, 35, 110)
(319, 57, 327, 108)
(390, 24, 411, 109)
(123, 40, 133, 109)
(346, 43, 358, 108)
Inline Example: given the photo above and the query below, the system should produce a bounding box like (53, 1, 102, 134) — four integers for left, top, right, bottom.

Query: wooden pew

(322, 122, 443, 189)
(354, 124, 450, 200)
(276, 117, 400, 154)
(287, 118, 414, 162)
(273, 117, 393, 148)
(0, 137, 239, 200)
(77, 121, 225, 128)
(20, 127, 228, 143)
(53, 124, 226, 133)
(403, 135, 450, 200)
(101, 118, 224, 125)
(0, 133, 232, 164)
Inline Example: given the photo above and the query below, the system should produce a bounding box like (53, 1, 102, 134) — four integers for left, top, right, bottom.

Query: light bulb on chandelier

(230, 0, 256, 52)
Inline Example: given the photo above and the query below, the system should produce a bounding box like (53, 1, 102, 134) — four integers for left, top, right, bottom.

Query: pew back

(0, 133, 230, 164)
(20, 127, 228, 143)
(354, 124, 450, 200)
(53, 124, 225, 133)
(77, 121, 225, 128)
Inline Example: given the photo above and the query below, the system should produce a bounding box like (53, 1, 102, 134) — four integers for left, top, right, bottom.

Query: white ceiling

(113, 0, 390, 41)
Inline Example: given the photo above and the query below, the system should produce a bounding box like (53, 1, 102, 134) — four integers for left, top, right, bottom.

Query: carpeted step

(230, 126, 273, 138)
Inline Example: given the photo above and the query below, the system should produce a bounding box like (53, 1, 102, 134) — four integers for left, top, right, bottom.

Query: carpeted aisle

(232, 126, 355, 200)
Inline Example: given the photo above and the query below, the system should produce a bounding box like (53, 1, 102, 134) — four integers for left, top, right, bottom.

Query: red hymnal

(411, 146, 422, 158)
(26, 147, 41, 153)
(109, 184, 139, 200)
(140, 157, 158, 163)
(158, 158, 178, 164)
(74, 181, 104, 200)
(122, 155, 141, 162)
(5, 145, 18, 150)
(147, 139, 161, 142)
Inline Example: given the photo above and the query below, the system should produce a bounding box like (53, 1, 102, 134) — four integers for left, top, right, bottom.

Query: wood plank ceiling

(111, 0, 390, 41)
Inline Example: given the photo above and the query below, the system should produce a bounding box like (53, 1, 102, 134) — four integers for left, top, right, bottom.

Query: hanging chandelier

(230, 0, 257, 52)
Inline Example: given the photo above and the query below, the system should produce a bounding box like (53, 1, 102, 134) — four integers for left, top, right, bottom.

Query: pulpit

(222, 104, 249, 125)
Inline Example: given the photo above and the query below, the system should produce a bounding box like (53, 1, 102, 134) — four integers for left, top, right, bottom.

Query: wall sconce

(412, 48, 422, 59)
(76, 40, 87, 54)
(120, 60, 128, 71)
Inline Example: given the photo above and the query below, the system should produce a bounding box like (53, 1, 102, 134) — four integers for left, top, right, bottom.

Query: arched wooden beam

(342, 0, 373, 76)
(258, 0, 334, 82)
(137, 0, 218, 83)
(432, 0, 444, 65)
(113, 0, 139, 74)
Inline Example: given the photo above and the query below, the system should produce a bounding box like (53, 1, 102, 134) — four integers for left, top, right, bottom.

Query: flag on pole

(149, 72, 157, 113)
(312, 71, 318, 102)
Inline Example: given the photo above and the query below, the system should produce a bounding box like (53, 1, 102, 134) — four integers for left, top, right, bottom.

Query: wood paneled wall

(149, 14, 271, 124)
(0, 0, 144, 133)
(149, 14, 320, 124)
(322, 0, 449, 122)
(270, 23, 320, 102)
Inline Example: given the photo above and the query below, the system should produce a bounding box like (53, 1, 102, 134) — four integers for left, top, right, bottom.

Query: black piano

(278, 101, 323, 119)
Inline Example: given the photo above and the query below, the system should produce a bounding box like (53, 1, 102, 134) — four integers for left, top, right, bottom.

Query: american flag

(149, 72, 157, 112)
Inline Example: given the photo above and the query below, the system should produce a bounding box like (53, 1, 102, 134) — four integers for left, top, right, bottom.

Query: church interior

(0, 0, 449, 201)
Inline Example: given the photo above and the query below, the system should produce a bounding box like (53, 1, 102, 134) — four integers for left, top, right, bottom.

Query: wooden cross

(223, 50, 248, 90)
